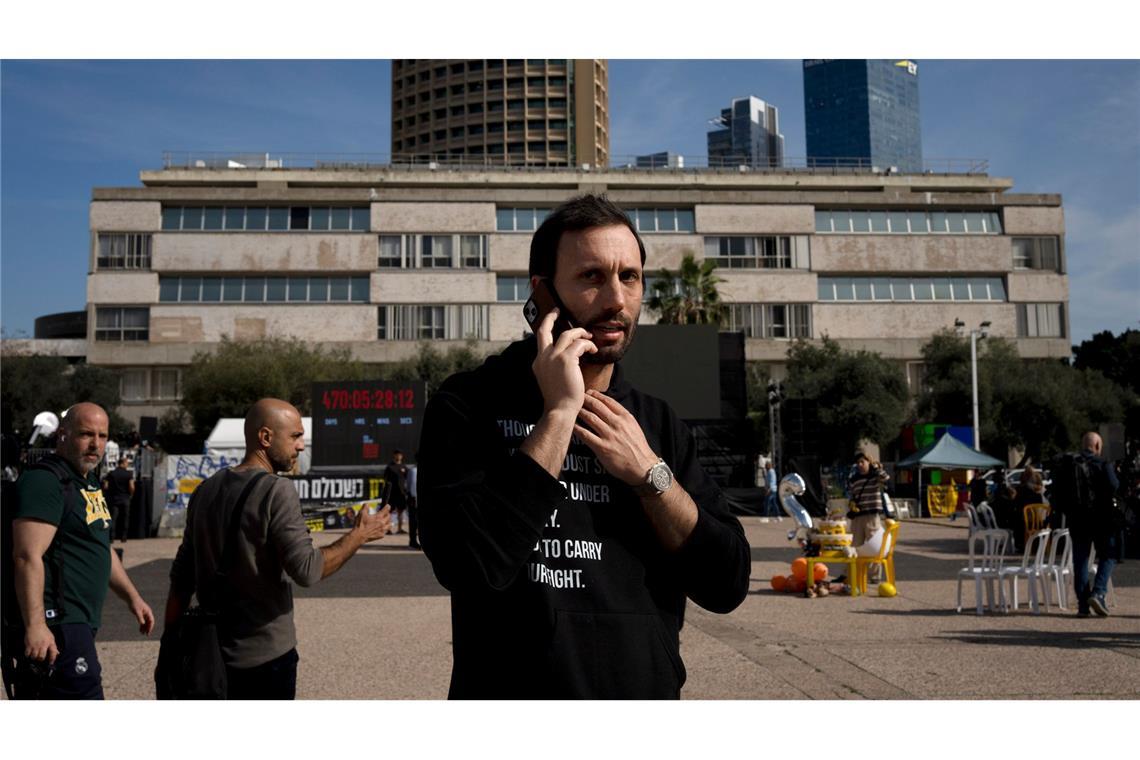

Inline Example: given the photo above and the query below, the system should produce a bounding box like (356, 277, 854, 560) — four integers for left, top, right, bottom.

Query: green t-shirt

(15, 454, 113, 628)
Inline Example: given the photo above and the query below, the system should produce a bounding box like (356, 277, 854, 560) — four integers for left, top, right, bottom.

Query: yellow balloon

(878, 582, 898, 598)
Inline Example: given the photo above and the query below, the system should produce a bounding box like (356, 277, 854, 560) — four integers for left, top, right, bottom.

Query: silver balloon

(777, 473, 813, 539)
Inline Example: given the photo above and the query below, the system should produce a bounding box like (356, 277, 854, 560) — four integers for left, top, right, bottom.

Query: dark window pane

(331, 207, 350, 230)
(159, 278, 179, 302)
(266, 278, 287, 302)
(223, 277, 243, 301)
(223, 207, 245, 230)
(288, 277, 308, 301)
(676, 209, 695, 232)
(203, 207, 223, 230)
(246, 207, 267, 231)
(162, 208, 182, 230)
(351, 207, 370, 231)
(308, 277, 328, 302)
(180, 277, 201, 302)
(351, 277, 369, 302)
(182, 207, 203, 230)
(267, 207, 289, 230)
(201, 278, 222, 302)
(244, 277, 265, 302)
(290, 207, 309, 230)
(330, 277, 350, 301)
(311, 207, 330, 231)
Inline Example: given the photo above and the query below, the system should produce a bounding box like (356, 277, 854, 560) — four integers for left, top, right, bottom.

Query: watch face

(650, 464, 673, 492)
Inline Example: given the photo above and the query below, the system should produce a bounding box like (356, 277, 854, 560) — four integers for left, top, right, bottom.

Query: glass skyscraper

(803, 59, 922, 172)
(707, 96, 785, 168)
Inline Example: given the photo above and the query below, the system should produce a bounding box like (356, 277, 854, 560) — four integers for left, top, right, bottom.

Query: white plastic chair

(1001, 529, 1050, 614)
(957, 529, 1009, 615)
(1042, 528, 1073, 610)
(976, 502, 1014, 554)
(964, 504, 981, 537)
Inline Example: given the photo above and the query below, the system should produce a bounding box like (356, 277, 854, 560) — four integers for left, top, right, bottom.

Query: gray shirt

(170, 467, 324, 669)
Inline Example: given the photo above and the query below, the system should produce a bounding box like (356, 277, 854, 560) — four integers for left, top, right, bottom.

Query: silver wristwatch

(634, 459, 673, 497)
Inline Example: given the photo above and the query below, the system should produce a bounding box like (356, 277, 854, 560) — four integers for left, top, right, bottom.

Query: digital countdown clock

(311, 380, 425, 468)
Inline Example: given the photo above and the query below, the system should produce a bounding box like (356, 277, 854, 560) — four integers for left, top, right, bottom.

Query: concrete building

(707, 96, 785, 169)
(804, 59, 923, 173)
(86, 156, 1069, 428)
(391, 59, 609, 168)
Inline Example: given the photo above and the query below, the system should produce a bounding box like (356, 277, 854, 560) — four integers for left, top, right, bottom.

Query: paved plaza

(16, 515, 1139, 700)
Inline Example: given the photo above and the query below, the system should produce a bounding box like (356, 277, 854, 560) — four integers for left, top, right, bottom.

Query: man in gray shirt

(164, 398, 390, 699)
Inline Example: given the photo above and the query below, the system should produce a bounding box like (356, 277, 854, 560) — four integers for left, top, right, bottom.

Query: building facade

(86, 158, 1069, 427)
(390, 59, 609, 168)
(804, 59, 923, 173)
(707, 96, 785, 168)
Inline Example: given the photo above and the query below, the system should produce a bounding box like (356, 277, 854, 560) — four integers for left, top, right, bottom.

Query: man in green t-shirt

(10, 402, 155, 699)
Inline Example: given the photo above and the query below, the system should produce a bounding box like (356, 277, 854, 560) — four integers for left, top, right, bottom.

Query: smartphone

(523, 278, 576, 338)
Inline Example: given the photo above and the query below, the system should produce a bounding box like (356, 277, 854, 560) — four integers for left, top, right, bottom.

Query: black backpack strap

(207, 471, 269, 607)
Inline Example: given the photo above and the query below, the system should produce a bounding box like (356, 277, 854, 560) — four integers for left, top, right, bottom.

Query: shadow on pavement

(98, 551, 448, 642)
(930, 629, 1140, 649)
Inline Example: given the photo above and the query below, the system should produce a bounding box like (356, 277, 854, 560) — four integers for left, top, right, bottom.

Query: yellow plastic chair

(1023, 503, 1050, 546)
(806, 552, 859, 596)
(856, 520, 900, 594)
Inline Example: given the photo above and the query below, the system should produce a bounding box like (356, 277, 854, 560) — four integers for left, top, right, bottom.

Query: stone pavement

(14, 516, 1138, 700)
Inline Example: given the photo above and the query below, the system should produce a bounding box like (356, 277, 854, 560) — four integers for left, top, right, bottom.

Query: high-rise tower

(706, 96, 784, 168)
(803, 59, 922, 172)
(391, 59, 609, 167)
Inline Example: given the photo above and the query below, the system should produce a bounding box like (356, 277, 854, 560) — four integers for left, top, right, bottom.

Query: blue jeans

(1071, 529, 1119, 610)
(764, 493, 780, 517)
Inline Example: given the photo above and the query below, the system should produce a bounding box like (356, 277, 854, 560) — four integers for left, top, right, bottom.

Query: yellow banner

(926, 484, 958, 517)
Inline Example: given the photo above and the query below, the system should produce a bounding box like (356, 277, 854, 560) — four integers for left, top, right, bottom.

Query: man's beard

(579, 310, 638, 365)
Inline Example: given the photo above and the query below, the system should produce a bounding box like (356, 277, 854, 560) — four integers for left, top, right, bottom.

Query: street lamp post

(954, 319, 991, 450)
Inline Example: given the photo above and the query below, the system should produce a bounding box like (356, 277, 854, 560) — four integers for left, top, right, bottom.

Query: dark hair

(528, 194, 646, 279)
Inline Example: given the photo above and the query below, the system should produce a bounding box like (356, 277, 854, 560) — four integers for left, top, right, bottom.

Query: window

(724, 304, 811, 339)
(626, 208, 696, 233)
(1012, 237, 1061, 271)
(497, 275, 530, 302)
(1017, 303, 1065, 338)
(703, 236, 809, 269)
(814, 209, 1003, 234)
(97, 234, 152, 269)
(496, 207, 549, 232)
(817, 277, 1007, 302)
(120, 369, 149, 402)
(378, 304, 490, 340)
(152, 368, 182, 400)
(160, 206, 369, 231)
(378, 234, 487, 268)
(95, 307, 149, 341)
(158, 277, 369, 303)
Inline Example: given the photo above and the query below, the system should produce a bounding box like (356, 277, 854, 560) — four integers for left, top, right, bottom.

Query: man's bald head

(1081, 431, 1103, 455)
(58, 402, 110, 475)
(245, 398, 305, 473)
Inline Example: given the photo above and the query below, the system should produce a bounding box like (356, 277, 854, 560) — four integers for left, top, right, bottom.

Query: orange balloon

(788, 576, 807, 593)
(791, 557, 808, 581)
(770, 574, 787, 592)
(813, 562, 829, 582)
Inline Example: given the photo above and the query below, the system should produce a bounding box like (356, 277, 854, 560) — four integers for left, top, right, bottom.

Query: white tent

(204, 417, 313, 473)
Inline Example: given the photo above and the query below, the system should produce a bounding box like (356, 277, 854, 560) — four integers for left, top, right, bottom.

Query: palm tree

(647, 253, 727, 326)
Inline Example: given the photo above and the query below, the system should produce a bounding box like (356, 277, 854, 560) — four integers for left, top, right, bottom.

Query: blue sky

(2, 59, 1137, 345)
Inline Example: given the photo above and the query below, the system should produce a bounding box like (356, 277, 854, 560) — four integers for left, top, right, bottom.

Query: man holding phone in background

(419, 194, 750, 699)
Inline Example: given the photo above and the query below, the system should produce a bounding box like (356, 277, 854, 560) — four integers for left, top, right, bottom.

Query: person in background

(102, 456, 135, 544)
(763, 461, 781, 520)
(383, 450, 410, 535)
(406, 458, 420, 550)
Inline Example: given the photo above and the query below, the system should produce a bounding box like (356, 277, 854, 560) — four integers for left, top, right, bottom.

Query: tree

(1073, 328, 1140, 394)
(175, 337, 367, 434)
(1, 354, 132, 439)
(385, 340, 487, 395)
(783, 336, 910, 463)
(647, 253, 726, 326)
(916, 330, 1134, 461)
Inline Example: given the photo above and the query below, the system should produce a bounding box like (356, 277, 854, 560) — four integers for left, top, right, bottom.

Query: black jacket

(418, 337, 751, 699)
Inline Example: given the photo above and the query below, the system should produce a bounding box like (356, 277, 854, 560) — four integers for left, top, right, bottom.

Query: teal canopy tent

(898, 434, 1004, 517)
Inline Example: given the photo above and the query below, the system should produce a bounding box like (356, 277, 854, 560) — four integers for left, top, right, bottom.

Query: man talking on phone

(419, 194, 750, 699)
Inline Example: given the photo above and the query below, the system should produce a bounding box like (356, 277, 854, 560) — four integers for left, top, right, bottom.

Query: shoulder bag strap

(209, 471, 269, 602)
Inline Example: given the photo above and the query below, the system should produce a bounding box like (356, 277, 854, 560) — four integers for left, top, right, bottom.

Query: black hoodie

(418, 336, 751, 699)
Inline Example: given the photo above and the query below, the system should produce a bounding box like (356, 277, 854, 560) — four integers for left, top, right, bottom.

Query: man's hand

(574, 390, 659, 485)
(353, 504, 391, 544)
(24, 622, 58, 665)
(532, 308, 597, 417)
(130, 596, 156, 636)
